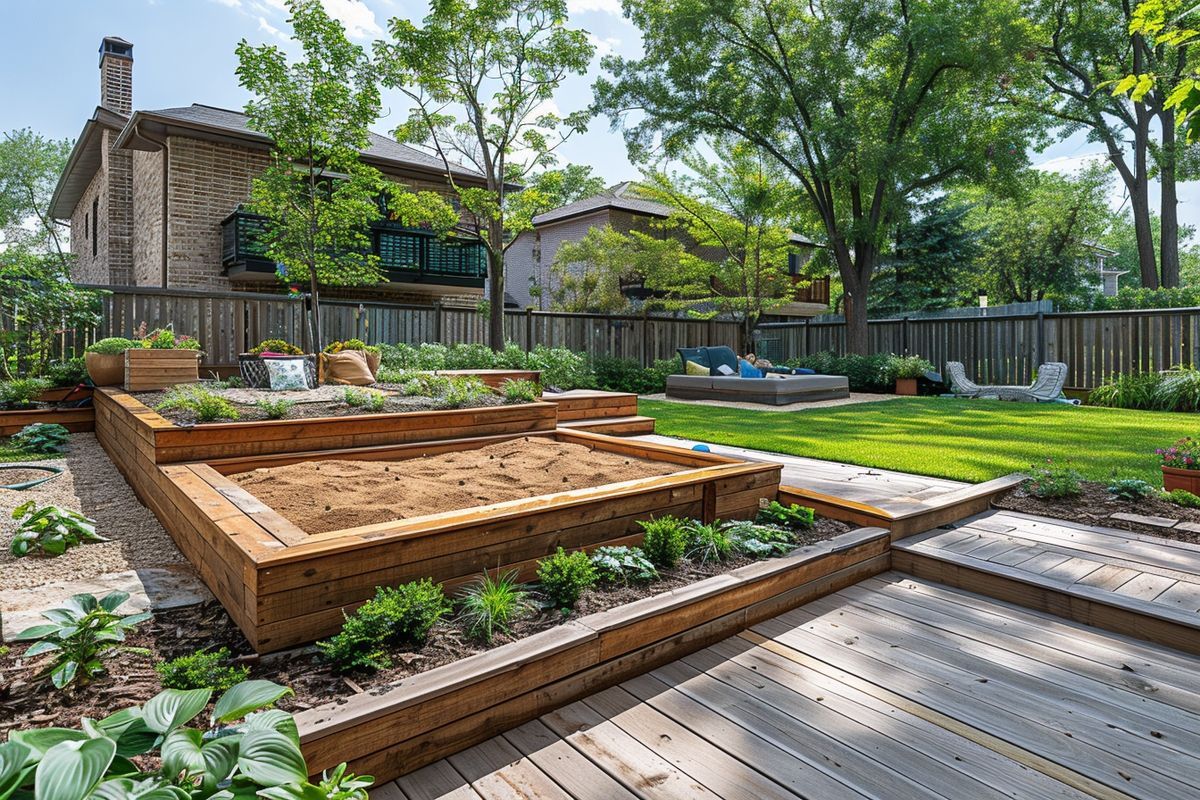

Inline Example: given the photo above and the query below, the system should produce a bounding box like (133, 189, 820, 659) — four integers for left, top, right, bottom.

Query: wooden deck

(375, 573, 1200, 800)
(894, 510, 1200, 655)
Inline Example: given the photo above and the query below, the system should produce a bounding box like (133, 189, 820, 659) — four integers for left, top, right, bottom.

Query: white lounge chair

(945, 361, 1068, 402)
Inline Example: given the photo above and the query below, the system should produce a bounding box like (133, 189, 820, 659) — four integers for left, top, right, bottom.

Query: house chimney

(99, 36, 133, 116)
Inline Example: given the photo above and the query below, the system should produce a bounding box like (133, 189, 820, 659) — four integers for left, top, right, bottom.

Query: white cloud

(568, 0, 623, 15)
(257, 15, 288, 41)
(585, 32, 621, 58)
(210, 0, 242, 6)
(319, 0, 382, 39)
(1033, 152, 1109, 175)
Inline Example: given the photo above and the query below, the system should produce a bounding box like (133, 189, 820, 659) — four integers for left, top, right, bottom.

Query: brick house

(505, 182, 829, 316)
(50, 37, 490, 306)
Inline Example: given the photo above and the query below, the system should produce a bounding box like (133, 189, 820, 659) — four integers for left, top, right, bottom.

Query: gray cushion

(666, 373, 849, 405)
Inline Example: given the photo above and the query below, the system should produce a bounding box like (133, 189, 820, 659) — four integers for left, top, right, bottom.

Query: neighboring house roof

(48, 106, 130, 220)
(531, 181, 673, 226)
(789, 232, 817, 247)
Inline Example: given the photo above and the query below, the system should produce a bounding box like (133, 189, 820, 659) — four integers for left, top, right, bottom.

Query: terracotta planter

(1162, 466, 1200, 494)
(85, 352, 126, 386)
(895, 377, 918, 396)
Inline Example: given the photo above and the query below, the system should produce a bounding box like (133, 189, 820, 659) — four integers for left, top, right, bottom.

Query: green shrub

(256, 398, 295, 419)
(45, 357, 88, 387)
(723, 521, 797, 558)
(647, 358, 681, 391)
(318, 580, 451, 672)
(10, 422, 70, 454)
(592, 356, 659, 394)
(0, 377, 51, 406)
(156, 385, 240, 422)
(1153, 366, 1200, 412)
(155, 647, 249, 692)
(342, 387, 387, 411)
(590, 545, 658, 583)
(85, 337, 141, 355)
(10, 501, 105, 558)
(324, 338, 377, 355)
(785, 351, 893, 392)
(495, 341, 531, 369)
(143, 328, 201, 350)
(413, 342, 450, 369)
(536, 547, 598, 609)
(394, 372, 451, 396)
(881, 353, 934, 381)
(638, 515, 688, 570)
(437, 376, 490, 408)
(12, 591, 150, 688)
(221, 374, 246, 388)
(1164, 488, 1200, 508)
(457, 570, 536, 643)
(445, 342, 497, 369)
(1107, 477, 1155, 502)
(1089, 371, 1164, 410)
(685, 521, 734, 563)
(756, 501, 815, 529)
(528, 345, 594, 389)
(250, 338, 304, 355)
(1024, 459, 1083, 498)
(502, 378, 541, 404)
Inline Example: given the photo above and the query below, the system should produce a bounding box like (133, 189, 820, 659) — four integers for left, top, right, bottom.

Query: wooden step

(557, 416, 656, 436)
(893, 510, 1200, 656)
(541, 390, 639, 421)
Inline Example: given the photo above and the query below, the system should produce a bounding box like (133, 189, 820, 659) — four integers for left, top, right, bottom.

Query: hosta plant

(590, 546, 658, 584)
(12, 591, 150, 688)
(10, 422, 71, 455)
(755, 501, 815, 530)
(10, 501, 105, 558)
(722, 521, 798, 558)
(0, 679, 373, 800)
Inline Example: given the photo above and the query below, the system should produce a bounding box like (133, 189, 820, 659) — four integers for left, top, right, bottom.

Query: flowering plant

(1157, 437, 1200, 471)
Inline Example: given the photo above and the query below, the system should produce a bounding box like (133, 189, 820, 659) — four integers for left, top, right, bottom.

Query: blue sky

(0, 0, 1195, 232)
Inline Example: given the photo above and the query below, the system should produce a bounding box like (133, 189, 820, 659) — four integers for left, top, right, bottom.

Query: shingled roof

(531, 181, 673, 226)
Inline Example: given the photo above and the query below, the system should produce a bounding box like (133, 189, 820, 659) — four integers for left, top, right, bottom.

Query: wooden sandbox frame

(117, 427, 781, 652)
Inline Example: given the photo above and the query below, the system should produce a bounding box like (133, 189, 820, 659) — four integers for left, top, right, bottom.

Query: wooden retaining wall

(294, 526, 890, 783)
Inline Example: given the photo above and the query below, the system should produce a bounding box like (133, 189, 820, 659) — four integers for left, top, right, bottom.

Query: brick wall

(105, 128, 134, 285)
(132, 149, 163, 286)
(70, 168, 108, 284)
(100, 56, 132, 117)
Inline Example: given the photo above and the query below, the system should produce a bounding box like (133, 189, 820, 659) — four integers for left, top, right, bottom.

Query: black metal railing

(220, 209, 488, 288)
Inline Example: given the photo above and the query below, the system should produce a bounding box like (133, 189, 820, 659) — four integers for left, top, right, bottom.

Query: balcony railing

(220, 209, 488, 289)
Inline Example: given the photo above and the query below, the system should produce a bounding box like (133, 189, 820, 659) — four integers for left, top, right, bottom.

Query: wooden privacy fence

(63, 286, 741, 368)
(757, 307, 1200, 389)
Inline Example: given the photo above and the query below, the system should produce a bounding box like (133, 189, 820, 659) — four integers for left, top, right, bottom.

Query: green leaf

(23, 641, 61, 657)
(200, 738, 241, 792)
(235, 731, 308, 786)
(50, 661, 78, 690)
(212, 682, 292, 724)
(141, 689, 211, 735)
(89, 777, 190, 800)
(32, 737, 115, 800)
(96, 592, 129, 614)
(0, 742, 31, 800)
(1132, 74, 1156, 101)
(8, 730, 86, 759)
(12, 625, 58, 642)
(242, 710, 298, 740)
(159, 729, 205, 779)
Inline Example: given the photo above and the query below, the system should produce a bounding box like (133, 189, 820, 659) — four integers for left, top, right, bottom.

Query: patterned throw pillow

(265, 357, 310, 391)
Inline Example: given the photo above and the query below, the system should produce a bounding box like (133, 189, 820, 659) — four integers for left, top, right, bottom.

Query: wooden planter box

(0, 387, 96, 436)
(124, 348, 201, 391)
(895, 377, 918, 396)
(436, 369, 542, 388)
(294, 526, 890, 783)
(94, 388, 558, 463)
(144, 430, 782, 652)
(1163, 466, 1200, 494)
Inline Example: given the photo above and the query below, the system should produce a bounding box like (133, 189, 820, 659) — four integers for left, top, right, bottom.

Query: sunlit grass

(638, 397, 1197, 483)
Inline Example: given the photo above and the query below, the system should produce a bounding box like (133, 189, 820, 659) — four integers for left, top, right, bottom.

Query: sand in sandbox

(230, 437, 683, 534)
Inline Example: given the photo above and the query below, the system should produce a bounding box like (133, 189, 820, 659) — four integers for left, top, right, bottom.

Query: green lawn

(639, 397, 1196, 484)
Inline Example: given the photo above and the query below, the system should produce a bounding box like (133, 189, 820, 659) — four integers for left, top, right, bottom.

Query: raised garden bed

(124, 348, 201, 391)
(0, 387, 95, 436)
(138, 430, 782, 652)
(994, 481, 1200, 544)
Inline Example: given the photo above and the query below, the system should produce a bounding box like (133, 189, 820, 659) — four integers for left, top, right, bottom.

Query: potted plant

(124, 327, 203, 391)
(1158, 438, 1200, 494)
(84, 338, 142, 386)
(239, 338, 316, 389)
(884, 354, 934, 396)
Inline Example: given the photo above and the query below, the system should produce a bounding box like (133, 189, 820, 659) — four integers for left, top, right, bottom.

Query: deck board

(374, 573, 1200, 799)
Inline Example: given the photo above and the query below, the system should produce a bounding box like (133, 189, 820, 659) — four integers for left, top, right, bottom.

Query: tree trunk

(1133, 103, 1159, 289)
(1160, 106, 1181, 288)
(487, 221, 506, 351)
(842, 273, 870, 356)
(309, 272, 323, 352)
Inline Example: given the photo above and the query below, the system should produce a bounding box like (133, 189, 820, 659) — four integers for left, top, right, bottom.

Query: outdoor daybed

(666, 346, 850, 405)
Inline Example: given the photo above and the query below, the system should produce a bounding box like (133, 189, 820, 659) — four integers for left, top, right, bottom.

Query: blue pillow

(738, 359, 763, 378)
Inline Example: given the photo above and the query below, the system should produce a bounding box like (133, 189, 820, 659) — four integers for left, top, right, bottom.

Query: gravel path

(0, 433, 185, 589)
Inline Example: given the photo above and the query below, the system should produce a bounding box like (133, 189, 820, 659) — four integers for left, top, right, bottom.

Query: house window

(91, 198, 98, 257)
(84, 213, 88, 240)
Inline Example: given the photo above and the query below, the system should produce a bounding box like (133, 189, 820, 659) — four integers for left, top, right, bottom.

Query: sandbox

(150, 429, 782, 652)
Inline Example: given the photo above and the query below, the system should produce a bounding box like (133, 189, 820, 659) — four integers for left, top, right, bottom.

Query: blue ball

(691, 444, 711, 452)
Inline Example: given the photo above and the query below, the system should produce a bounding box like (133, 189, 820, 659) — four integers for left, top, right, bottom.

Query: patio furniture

(945, 361, 1069, 402)
(669, 346, 848, 405)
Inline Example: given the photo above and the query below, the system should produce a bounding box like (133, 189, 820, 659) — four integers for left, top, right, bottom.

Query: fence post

(804, 318, 810, 357)
(902, 316, 910, 355)
(1035, 309, 1046, 368)
(433, 300, 443, 344)
(525, 307, 534, 350)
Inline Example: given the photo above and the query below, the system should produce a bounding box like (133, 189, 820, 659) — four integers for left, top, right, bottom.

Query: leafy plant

(256, 398, 295, 419)
(10, 500, 105, 558)
(882, 353, 935, 381)
(156, 385, 240, 422)
(10, 422, 70, 454)
(156, 647, 250, 692)
(590, 546, 659, 584)
(456, 570, 536, 643)
(45, 357, 89, 387)
(0, 679, 372, 800)
(1107, 477, 1155, 502)
(12, 591, 150, 688)
(1024, 459, 1083, 498)
(785, 351, 894, 392)
(85, 337, 142, 355)
(638, 515, 688, 570)
(1153, 366, 1200, 412)
(143, 327, 201, 350)
(0, 377, 51, 407)
(437, 377, 490, 409)
(527, 345, 594, 389)
(251, 338, 304, 355)
(755, 501, 815, 530)
(535, 547, 597, 609)
(1164, 488, 1200, 509)
(685, 520, 733, 563)
(723, 520, 797, 558)
(444, 342, 498, 370)
(592, 356, 660, 394)
(502, 378, 541, 404)
(324, 339, 379, 357)
(1156, 437, 1200, 471)
(318, 580, 450, 672)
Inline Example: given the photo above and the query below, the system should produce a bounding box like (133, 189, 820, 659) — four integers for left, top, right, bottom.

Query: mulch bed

(0, 517, 848, 734)
(994, 481, 1200, 544)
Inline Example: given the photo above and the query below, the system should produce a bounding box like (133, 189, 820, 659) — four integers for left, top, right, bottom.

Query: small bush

(155, 647, 249, 691)
(1107, 477, 1154, 502)
(756, 501, 815, 529)
(437, 376, 490, 409)
(250, 338, 304, 355)
(10, 422, 70, 454)
(592, 356, 658, 394)
(45, 358, 88, 387)
(723, 521, 797, 558)
(256, 398, 295, 419)
(881, 353, 934, 382)
(1024, 459, 1083, 498)
(528, 345, 593, 389)
(155, 385, 239, 422)
(222, 374, 245, 388)
(638, 515, 688, 570)
(445, 342, 497, 370)
(685, 521, 733, 563)
(341, 387, 375, 408)
(143, 327, 201, 350)
(457, 570, 536, 643)
(591, 545, 658, 583)
(1089, 371, 1164, 410)
(785, 351, 893, 392)
(324, 338, 380, 358)
(1164, 488, 1200, 508)
(536, 547, 598, 609)
(502, 378, 541, 404)
(10, 501, 105, 558)
(85, 337, 142, 355)
(318, 579, 451, 672)
(0, 377, 51, 406)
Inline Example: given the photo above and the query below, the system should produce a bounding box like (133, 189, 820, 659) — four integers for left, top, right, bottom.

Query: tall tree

(513, 165, 607, 217)
(549, 225, 641, 313)
(869, 197, 980, 316)
(377, 0, 594, 350)
(0, 129, 73, 265)
(595, 0, 1033, 353)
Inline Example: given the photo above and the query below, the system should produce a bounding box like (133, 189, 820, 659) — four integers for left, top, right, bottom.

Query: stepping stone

(0, 565, 213, 641)
(1110, 512, 1179, 529)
